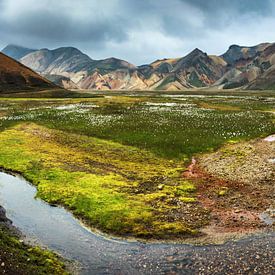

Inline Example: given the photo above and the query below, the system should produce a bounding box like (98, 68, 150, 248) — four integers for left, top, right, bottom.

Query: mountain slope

(247, 65, 275, 90)
(2, 44, 37, 61)
(19, 47, 137, 88)
(6, 45, 228, 90)
(20, 47, 94, 81)
(221, 43, 271, 66)
(246, 44, 275, 89)
(0, 52, 57, 92)
(172, 48, 226, 86)
(138, 49, 227, 90)
(217, 43, 275, 89)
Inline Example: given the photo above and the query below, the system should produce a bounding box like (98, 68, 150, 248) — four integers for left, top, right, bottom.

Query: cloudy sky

(0, 0, 274, 65)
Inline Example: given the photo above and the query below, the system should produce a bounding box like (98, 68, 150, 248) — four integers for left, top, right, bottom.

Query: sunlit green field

(0, 91, 274, 238)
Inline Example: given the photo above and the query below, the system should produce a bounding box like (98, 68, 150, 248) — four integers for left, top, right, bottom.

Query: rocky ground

(0, 205, 15, 231)
(191, 135, 275, 240)
(131, 232, 275, 275)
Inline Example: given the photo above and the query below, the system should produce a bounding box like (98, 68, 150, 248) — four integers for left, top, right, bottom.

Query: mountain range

(2, 42, 275, 91)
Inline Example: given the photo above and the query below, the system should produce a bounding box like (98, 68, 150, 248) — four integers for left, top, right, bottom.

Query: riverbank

(0, 171, 274, 274)
(0, 205, 68, 274)
(0, 123, 273, 243)
(0, 123, 206, 240)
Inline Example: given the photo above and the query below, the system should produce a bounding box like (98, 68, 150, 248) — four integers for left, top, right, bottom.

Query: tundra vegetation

(0, 92, 274, 240)
(0, 219, 68, 274)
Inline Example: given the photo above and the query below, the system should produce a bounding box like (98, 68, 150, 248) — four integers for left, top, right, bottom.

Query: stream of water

(0, 172, 274, 274)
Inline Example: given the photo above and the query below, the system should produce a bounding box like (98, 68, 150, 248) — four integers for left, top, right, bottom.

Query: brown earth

(183, 136, 274, 241)
(0, 53, 57, 92)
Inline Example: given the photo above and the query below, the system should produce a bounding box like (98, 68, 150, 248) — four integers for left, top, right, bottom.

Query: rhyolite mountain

(215, 43, 275, 89)
(245, 43, 275, 90)
(17, 46, 137, 90)
(0, 52, 57, 93)
(2, 42, 275, 90)
(138, 48, 227, 90)
(2, 44, 37, 61)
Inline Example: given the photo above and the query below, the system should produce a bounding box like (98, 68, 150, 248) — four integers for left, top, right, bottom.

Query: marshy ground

(0, 91, 274, 273)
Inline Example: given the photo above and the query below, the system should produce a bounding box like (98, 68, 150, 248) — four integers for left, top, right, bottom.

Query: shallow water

(259, 212, 274, 226)
(0, 172, 274, 274)
(264, 134, 275, 142)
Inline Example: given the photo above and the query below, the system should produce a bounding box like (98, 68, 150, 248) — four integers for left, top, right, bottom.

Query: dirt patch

(198, 137, 274, 186)
(183, 136, 275, 238)
(183, 158, 198, 178)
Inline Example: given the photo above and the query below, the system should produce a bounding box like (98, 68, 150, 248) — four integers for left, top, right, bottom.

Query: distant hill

(221, 43, 271, 65)
(21, 47, 94, 76)
(16, 46, 136, 89)
(2, 44, 37, 61)
(217, 43, 275, 90)
(2, 42, 275, 91)
(140, 48, 227, 90)
(0, 52, 57, 93)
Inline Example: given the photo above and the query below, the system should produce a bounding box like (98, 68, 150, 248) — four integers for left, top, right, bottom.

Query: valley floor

(0, 91, 274, 273)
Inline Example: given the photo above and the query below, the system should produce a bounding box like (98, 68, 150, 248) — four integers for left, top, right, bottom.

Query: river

(0, 171, 274, 274)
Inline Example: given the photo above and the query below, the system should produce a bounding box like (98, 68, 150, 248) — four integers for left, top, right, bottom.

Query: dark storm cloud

(181, 0, 272, 14)
(0, 0, 274, 64)
(176, 0, 273, 30)
(1, 10, 127, 44)
(0, 1, 129, 46)
(133, 0, 273, 36)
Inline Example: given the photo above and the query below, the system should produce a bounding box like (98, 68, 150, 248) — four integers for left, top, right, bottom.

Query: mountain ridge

(2, 44, 37, 61)
(2, 43, 275, 91)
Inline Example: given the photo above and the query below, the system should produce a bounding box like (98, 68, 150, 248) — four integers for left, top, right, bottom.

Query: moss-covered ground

(0, 123, 203, 238)
(0, 224, 68, 274)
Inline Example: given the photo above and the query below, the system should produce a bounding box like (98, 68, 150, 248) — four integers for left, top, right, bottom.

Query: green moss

(0, 124, 200, 238)
(0, 227, 67, 274)
(179, 197, 196, 203)
(221, 146, 252, 159)
(218, 190, 226, 196)
(151, 222, 197, 236)
(175, 182, 196, 195)
(217, 187, 229, 197)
